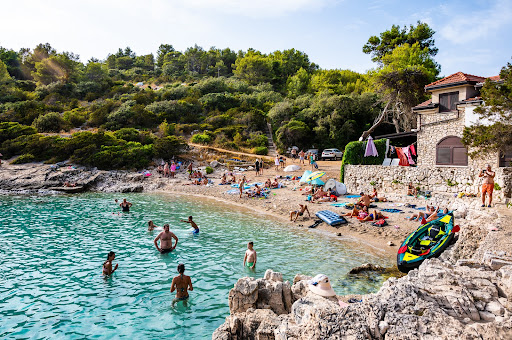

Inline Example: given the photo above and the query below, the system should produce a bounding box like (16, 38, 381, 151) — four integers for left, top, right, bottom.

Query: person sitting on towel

(356, 192, 371, 208)
(370, 188, 387, 202)
(343, 205, 368, 218)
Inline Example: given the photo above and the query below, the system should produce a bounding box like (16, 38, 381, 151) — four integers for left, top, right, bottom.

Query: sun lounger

(390, 158, 400, 166)
(382, 158, 392, 166)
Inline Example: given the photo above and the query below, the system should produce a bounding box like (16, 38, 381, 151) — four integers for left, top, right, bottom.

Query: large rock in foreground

(213, 260, 512, 339)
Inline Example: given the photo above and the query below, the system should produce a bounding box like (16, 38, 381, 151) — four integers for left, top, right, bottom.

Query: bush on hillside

(33, 112, 65, 132)
(252, 146, 268, 155)
(153, 135, 187, 160)
(191, 133, 211, 144)
(12, 153, 36, 164)
(205, 166, 213, 174)
(0, 122, 36, 144)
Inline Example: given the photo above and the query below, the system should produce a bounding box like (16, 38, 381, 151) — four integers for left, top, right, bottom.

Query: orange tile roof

(425, 72, 487, 89)
(487, 75, 500, 81)
(414, 98, 432, 108)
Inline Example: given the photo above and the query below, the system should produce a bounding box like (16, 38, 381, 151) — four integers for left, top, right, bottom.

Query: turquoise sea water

(0, 193, 392, 339)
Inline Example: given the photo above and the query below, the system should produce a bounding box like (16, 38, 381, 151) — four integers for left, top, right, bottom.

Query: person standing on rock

(243, 242, 257, 270)
(154, 224, 178, 253)
(120, 198, 132, 212)
(479, 164, 495, 207)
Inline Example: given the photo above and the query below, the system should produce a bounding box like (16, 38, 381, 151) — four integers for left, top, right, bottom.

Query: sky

(1, 0, 511, 77)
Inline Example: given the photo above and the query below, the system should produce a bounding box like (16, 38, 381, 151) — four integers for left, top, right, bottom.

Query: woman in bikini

(102, 251, 118, 276)
(171, 263, 193, 301)
(343, 205, 368, 218)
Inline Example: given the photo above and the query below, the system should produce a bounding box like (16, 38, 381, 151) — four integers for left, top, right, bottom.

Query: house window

(439, 92, 459, 112)
(436, 136, 468, 166)
(499, 150, 512, 167)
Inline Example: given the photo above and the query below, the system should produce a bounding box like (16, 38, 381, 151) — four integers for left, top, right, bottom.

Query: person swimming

(120, 198, 132, 212)
(102, 251, 118, 276)
(148, 220, 159, 231)
(171, 263, 193, 301)
(181, 216, 199, 234)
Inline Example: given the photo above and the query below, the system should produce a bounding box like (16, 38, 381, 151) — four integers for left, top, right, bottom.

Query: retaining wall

(344, 165, 512, 202)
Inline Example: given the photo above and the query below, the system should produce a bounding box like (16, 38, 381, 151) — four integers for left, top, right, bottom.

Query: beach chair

(382, 158, 392, 166)
(390, 158, 400, 166)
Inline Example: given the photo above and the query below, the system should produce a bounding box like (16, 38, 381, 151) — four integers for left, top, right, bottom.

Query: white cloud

(439, 0, 512, 44)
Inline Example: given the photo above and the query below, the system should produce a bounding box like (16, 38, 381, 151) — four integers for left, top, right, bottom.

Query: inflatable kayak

(397, 212, 459, 273)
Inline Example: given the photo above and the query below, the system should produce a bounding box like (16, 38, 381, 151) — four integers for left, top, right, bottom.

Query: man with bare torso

(243, 242, 257, 270)
(479, 164, 496, 207)
(181, 216, 199, 234)
(356, 192, 371, 209)
(154, 224, 178, 253)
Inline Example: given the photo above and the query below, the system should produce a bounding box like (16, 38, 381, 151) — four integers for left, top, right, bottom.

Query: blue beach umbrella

(309, 178, 325, 186)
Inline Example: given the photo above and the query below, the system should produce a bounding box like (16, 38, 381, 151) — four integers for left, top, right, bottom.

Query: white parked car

(321, 148, 343, 160)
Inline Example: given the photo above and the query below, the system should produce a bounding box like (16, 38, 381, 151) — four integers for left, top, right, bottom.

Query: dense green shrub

(153, 135, 187, 160)
(0, 122, 36, 144)
(12, 153, 35, 164)
(339, 138, 386, 181)
(205, 166, 213, 174)
(33, 112, 65, 132)
(191, 133, 211, 144)
(91, 142, 153, 169)
(252, 146, 268, 155)
(63, 107, 88, 128)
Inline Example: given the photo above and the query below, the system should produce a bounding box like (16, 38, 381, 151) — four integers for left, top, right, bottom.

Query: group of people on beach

(157, 161, 178, 178)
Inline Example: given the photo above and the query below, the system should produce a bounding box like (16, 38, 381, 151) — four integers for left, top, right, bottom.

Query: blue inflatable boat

(315, 210, 347, 226)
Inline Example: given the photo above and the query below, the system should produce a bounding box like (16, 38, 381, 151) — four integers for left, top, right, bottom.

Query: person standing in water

(243, 242, 257, 269)
(154, 224, 178, 253)
(102, 251, 118, 276)
(120, 199, 132, 212)
(171, 263, 193, 301)
(181, 216, 199, 234)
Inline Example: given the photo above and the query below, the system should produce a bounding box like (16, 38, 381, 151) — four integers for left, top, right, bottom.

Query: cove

(0, 192, 393, 339)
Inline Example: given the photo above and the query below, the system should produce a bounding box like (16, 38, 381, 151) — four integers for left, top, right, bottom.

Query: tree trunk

(359, 101, 390, 141)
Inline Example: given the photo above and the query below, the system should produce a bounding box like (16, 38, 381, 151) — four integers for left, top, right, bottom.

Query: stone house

(345, 72, 511, 201)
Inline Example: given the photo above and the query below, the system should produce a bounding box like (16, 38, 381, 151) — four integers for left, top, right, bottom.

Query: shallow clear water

(0, 193, 392, 339)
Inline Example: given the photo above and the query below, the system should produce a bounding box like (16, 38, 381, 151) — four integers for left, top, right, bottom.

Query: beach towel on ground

(345, 195, 361, 198)
(331, 203, 349, 207)
(381, 208, 403, 213)
(357, 216, 389, 221)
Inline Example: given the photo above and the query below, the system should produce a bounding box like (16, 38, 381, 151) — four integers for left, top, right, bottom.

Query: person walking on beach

(102, 251, 118, 276)
(255, 159, 260, 176)
(171, 263, 193, 301)
(479, 164, 495, 207)
(154, 224, 178, 253)
(239, 176, 246, 198)
(181, 216, 199, 234)
(310, 153, 318, 170)
(299, 150, 305, 165)
(243, 242, 257, 269)
(275, 155, 280, 171)
(120, 199, 132, 212)
(291, 148, 297, 162)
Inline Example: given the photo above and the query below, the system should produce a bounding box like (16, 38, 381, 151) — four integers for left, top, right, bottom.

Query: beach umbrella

(284, 164, 301, 172)
(299, 170, 312, 183)
(305, 171, 326, 182)
(364, 136, 378, 157)
(309, 178, 325, 186)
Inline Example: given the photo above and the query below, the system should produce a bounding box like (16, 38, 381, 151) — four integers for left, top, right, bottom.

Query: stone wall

(344, 165, 512, 202)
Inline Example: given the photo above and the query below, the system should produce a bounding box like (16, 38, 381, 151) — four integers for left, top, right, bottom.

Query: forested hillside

(0, 22, 438, 168)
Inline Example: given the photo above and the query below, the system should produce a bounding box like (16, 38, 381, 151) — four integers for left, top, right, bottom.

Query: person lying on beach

(148, 220, 159, 231)
(63, 181, 76, 187)
(359, 210, 385, 222)
(171, 263, 193, 301)
(120, 199, 132, 212)
(221, 174, 228, 184)
(102, 251, 118, 276)
(302, 187, 314, 195)
(201, 176, 208, 185)
(311, 189, 334, 203)
(408, 205, 435, 221)
(356, 193, 371, 208)
(264, 179, 272, 189)
(424, 207, 449, 223)
(290, 204, 311, 222)
(370, 188, 387, 202)
(343, 205, 368, 218)
(154, 224, 178, 253)
(247, 184, 262, 198)
(271, 179, 280, 188)
(181, 216, 199, 234)
(243, 242, 257, 269)
(311, 188, 327, 201)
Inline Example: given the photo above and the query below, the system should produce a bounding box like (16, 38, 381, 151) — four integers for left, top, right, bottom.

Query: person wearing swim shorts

(243, 242, 257, 270)
(119, 198, 132, 212)
(181, 216, 199, 234)
(171, 263, 193, 301)
(154, 224, 178, 253)
(290, 204, 311, 222)
(479, 164, 495, 207)
(102, 251, 118, 276)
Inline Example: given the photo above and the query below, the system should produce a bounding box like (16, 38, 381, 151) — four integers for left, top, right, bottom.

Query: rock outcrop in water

(213, 203, 512, 339)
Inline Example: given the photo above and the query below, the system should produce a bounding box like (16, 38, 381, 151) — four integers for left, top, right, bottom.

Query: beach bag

(314, 162, 318, 169)
(372, 219, 388, 227)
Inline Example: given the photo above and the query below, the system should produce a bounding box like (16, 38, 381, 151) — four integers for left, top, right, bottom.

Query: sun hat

(308, 274, 336, 297)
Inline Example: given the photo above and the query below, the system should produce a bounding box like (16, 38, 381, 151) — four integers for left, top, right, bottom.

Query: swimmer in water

(102, 251, 118, 276)
(171, 263, 193, 301)
(120, 198, 132, 212)
(154, 224, 178, 253)
(148, 220, 159, 231)
(180, 216, 199, 234)
(243, 242, 257, 270)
